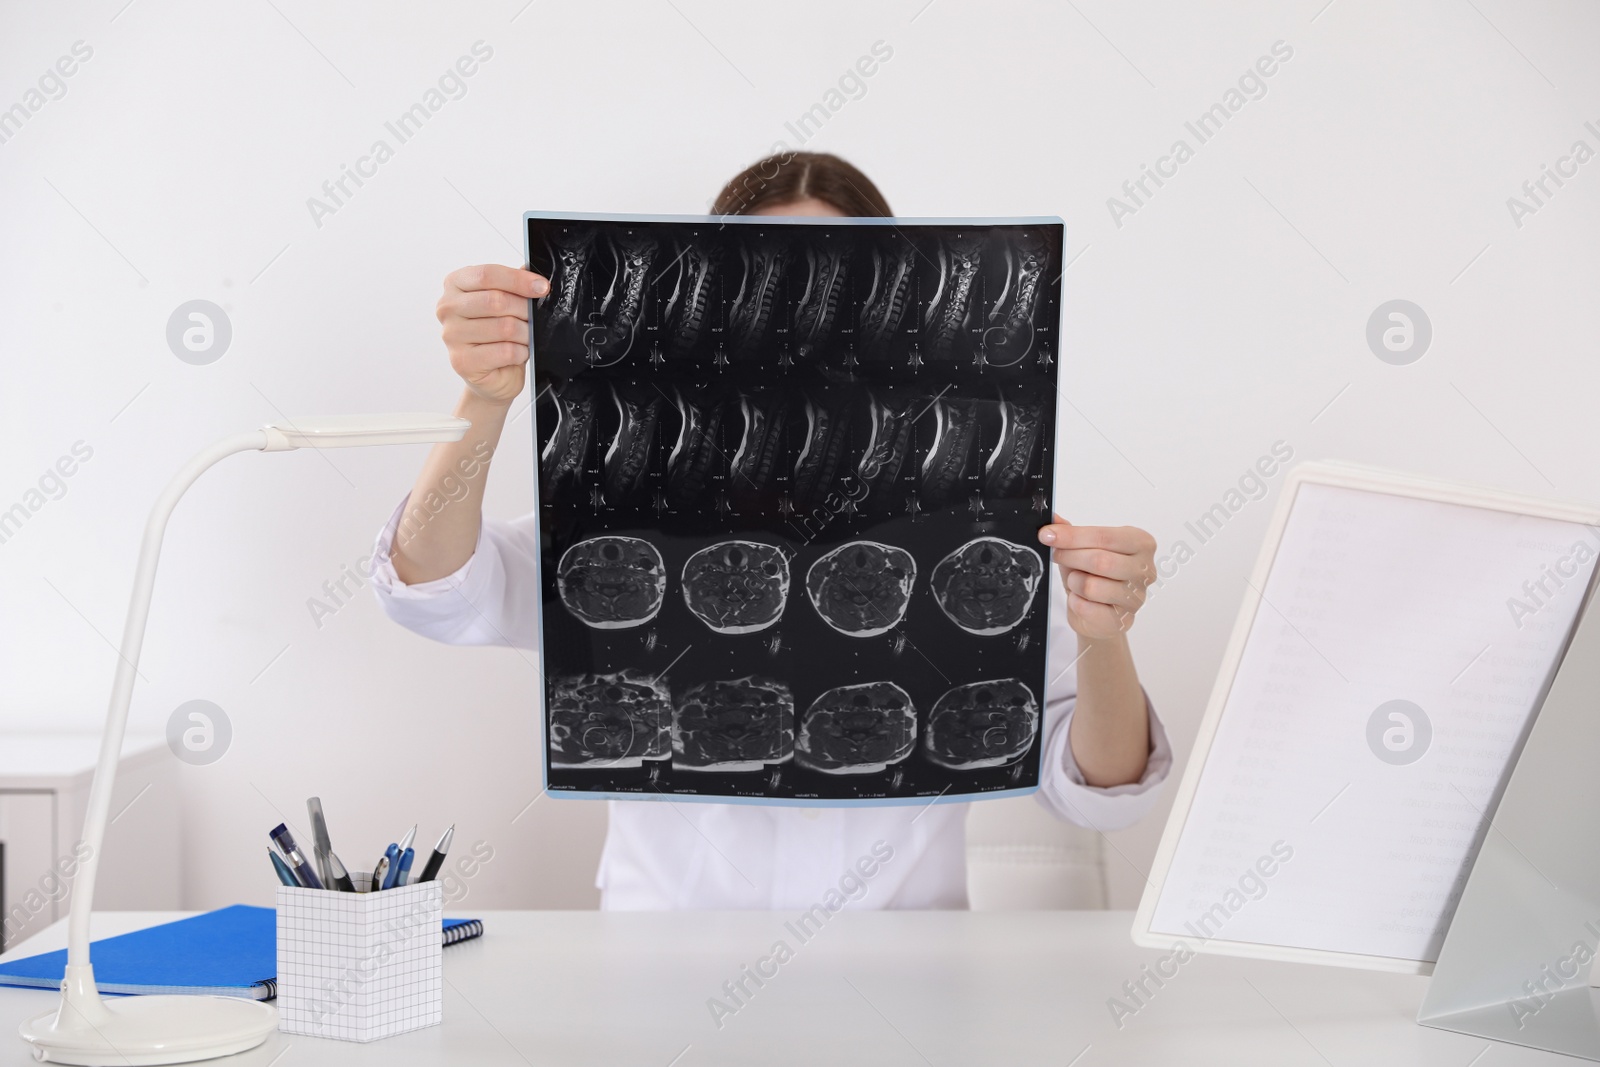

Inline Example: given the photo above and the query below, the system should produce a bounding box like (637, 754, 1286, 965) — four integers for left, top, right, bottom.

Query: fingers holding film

(1065, 570, 1147, 609)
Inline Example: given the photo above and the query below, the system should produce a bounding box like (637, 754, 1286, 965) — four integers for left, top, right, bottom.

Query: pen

(371, 854, 391, 893)
(269, 848, 299, 887)
(270, 824, 324, 890)
(397, 824, 417, 853)
(419, 825, 453, 883)
(307, 797, 334, 888)
(326, 850, 357, 893)
(377, 843, 401, 890)
(395, 847, 415, 887)
(312, 848, 330, 890)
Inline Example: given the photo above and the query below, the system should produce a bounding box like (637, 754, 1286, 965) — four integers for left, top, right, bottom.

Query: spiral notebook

(0, 905, 484, 999)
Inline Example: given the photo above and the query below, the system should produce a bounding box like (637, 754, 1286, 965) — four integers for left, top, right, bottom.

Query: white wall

(2, 0, 1597, 912)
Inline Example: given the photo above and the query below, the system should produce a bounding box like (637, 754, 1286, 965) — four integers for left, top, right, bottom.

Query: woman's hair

(711, 151, 893, 218)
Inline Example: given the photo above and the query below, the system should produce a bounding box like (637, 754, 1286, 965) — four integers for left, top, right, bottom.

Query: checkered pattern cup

(275, 878, 443, 1041)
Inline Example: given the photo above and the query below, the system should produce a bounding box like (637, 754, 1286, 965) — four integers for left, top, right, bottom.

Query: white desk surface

(0, 910, 1570, 1066)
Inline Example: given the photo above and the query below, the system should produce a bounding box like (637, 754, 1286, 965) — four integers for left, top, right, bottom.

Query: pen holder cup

(275, 879, 443, 1041)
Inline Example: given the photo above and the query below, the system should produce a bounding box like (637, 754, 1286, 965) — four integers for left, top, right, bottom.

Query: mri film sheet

(528, 212, 1064, 805)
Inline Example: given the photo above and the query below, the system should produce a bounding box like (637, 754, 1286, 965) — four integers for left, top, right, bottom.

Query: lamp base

(20, 992, 277, 1066)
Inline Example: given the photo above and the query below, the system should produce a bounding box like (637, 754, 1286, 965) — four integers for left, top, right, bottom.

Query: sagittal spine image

(805, 540, 917, 637)
(592, 230, 656, 365)
(659, 240, 719, 358)
(856, 388, 919, 496)
(980, 231, 1049, 366)
(665, 386, 724, 507)
(921, 396, 980, 505)
(858, 238, 915, 352)
(727, 389, 788, 505)
(673, 676, 796, 771)
(681, 540, 790, 634)
(794, 682, 918, 775)
(983, 387, 1045, 498)
(923, 679, 1040, 770)
(539, 379, 598, 502)
(929, 538, 1044, 635)
(792, 387, 857, 512)
(924, 233, 983, 356)
(548, 671, 671, 768)
(556, 535, 667, 629)
(603, 382, 664, 503)
(540, 228, 595, 355)
(727, 235, 787, 354)
(792, 238, 851, 360)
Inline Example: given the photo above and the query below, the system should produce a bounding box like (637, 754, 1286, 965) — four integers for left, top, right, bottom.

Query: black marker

(419, 825, 454, 882)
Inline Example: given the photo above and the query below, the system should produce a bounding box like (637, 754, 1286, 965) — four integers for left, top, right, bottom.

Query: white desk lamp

(21, 414, 470, 1065)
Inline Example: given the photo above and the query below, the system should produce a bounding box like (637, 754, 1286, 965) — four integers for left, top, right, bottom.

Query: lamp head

(260, 414, 469, 451)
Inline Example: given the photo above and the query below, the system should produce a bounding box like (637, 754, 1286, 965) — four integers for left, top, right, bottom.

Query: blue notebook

(0, 905, 483, 1000)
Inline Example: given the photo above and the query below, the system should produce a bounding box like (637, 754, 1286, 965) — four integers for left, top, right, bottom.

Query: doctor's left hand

(1037, 518, 1157, 641)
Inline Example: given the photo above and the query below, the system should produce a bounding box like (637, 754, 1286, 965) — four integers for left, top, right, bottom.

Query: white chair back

(965, 796, 1108, 910)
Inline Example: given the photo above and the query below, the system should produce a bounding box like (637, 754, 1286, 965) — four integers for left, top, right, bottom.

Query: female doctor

(371, 152, 1172, 910)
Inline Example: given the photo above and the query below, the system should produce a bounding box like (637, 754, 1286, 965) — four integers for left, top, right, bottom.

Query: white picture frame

(1132, 460, 1600, 974)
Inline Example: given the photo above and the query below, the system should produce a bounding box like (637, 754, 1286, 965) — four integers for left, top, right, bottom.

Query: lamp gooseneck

(66, 431, 268, 971)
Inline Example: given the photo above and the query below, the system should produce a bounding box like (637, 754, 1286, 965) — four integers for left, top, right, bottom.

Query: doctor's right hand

(435, 264, 549, 404)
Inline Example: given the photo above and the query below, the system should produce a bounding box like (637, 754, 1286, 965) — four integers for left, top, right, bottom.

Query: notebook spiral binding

(442, 919, 484, 946)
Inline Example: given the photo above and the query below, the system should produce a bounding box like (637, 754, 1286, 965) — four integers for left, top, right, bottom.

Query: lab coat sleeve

(367, 495, 542, 650)
(1033, 586, 1172, 833)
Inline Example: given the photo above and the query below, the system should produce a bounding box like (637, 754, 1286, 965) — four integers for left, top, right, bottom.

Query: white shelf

(0, 734, 177, 951)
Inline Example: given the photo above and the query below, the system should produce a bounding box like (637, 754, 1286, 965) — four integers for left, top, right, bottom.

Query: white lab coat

(370, 499, 1171, 909)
